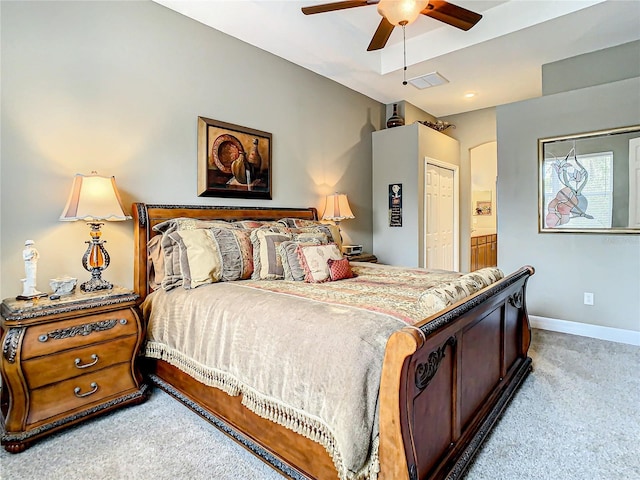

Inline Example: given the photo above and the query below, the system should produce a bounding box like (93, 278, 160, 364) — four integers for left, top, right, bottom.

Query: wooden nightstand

(346, 252, 378, 263)
(0, 287, 149, 453)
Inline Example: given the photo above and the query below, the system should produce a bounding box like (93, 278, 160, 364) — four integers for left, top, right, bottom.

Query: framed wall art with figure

(538, 124, 640, 233)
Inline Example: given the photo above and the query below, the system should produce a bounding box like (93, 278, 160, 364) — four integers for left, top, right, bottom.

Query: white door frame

(629, 137, 640, 228)
(423, 157, 460, 271)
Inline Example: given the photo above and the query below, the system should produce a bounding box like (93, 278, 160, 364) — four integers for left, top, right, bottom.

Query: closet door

(425, 163, 455, 270)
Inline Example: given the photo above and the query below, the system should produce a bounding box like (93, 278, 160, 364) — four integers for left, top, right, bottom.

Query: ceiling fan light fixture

(377, 0, 429, 26)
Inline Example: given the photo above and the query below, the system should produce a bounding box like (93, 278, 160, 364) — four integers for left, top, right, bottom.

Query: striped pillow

(251, 229, 292, 280)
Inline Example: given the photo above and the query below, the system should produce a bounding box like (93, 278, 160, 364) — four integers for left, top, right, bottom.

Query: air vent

(408, 72, 449, 90)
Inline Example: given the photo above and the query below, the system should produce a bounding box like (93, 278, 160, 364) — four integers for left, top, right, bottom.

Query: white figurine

(19, 240, 44, 299)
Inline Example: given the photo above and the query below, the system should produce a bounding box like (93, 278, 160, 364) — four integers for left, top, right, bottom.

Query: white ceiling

(154, 0, 640, 117)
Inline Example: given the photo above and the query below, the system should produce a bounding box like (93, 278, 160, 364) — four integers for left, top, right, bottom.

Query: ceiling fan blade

(302, 1, 371, 15)
(421, 0, 482, 31)
(367, 17, 394, 51)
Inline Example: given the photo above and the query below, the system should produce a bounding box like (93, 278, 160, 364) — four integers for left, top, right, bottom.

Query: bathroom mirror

(538, 125, 640, 234)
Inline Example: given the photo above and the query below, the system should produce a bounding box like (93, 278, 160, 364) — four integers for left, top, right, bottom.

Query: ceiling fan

(302, 0, 482, 51)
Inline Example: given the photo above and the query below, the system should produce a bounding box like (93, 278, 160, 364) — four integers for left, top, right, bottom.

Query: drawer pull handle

(74, 354, 99, 369)
(74, 382, 99, 398)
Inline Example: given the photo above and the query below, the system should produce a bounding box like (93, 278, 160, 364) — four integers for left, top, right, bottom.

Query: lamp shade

(377, 0, 429, 26)
(322, 193, 355, 222)
(60, 173, 130, 222)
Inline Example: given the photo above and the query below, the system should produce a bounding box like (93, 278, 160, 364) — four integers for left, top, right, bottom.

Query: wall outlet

(584, 292, 594, 305)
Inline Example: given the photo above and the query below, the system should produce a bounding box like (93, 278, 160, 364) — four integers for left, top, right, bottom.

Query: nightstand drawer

(21, 308, 138, 359)
(26, 362, 137, 426)
(22, 334, 139, 389)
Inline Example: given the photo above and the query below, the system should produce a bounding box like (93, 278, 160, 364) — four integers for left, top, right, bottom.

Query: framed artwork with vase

(197, 116, 272, 199)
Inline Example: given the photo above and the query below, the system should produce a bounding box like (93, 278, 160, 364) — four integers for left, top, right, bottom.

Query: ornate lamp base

(80, 276, 113, 292)
(80, 223, 113, 292)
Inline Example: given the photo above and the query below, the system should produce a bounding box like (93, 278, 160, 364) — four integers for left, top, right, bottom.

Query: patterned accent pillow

(320, 224, 342, 251)
(279, 240, 325, 281)
(416, 268, 504, 317)
(153, 217, 236, 234)
(231, 219, 281, 229)
(251, 229, 292, 280)
(327, 258, 355, 281)
(297, 244, 344, 283)
(165, 227, 256, 288)
(276, 218, 321, 228)
(460, 267, 504, 289)
(273, 221, 343, 251)
(293, 232, 329, 244)
(417, 279, 479, 317)
(208, 227, 253, 281)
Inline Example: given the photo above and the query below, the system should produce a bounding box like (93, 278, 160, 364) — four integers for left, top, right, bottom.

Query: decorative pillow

(460, 267, 504, 289)
(147, 235, 165, 290)
(279, 241, 323, 281)
(154, 218, 237, 289)
(168, 229, 222, 289)
(297, 244, 343, 283)
(251, 229, 292, 280)
(160, 233, 184, 290)
(232, 219, 280, 229)
(293, 232, 329, 244)
(153, 217, 235, 234)
(416, 268, 505, 313)
(271, 225, 342, 251)
(276, 220, 344, 252)
(327, 257, 355, 281)
(417, 274, 493, 317)
(276, 218, 321, 228)
(320, 223, 343, 251)
(208, 227, 253, 281)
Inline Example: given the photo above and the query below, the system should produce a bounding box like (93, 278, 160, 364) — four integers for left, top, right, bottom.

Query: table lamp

(59, 172, 131, 292)
(322, 193, 355, 224)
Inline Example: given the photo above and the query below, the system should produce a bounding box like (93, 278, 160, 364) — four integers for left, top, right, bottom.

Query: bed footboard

(378, 266, 534, 480)
(133, 203, 534, 480)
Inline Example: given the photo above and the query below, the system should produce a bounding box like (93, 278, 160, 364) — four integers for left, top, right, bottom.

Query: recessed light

(464, 92, 476, 98)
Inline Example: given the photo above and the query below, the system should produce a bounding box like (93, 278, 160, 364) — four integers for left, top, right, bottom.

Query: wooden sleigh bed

(132, 203, 534, 480)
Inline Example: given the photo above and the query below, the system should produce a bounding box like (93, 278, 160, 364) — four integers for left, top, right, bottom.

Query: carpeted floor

(1, 329, 638, 480)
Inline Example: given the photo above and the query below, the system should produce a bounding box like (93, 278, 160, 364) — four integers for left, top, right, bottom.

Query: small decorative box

(49, 276, 78, 296)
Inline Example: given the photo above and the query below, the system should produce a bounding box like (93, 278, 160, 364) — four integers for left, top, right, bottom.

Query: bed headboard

(132, 203, 318, 299)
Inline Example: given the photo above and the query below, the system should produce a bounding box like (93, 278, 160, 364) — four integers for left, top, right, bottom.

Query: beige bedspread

(142, 263, 464, 480)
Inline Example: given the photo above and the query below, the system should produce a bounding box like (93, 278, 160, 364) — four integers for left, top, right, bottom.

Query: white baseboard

(530, 315, 640, 346)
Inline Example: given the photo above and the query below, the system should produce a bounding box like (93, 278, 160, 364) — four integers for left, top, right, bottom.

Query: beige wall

(0, 1, 384, 298)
